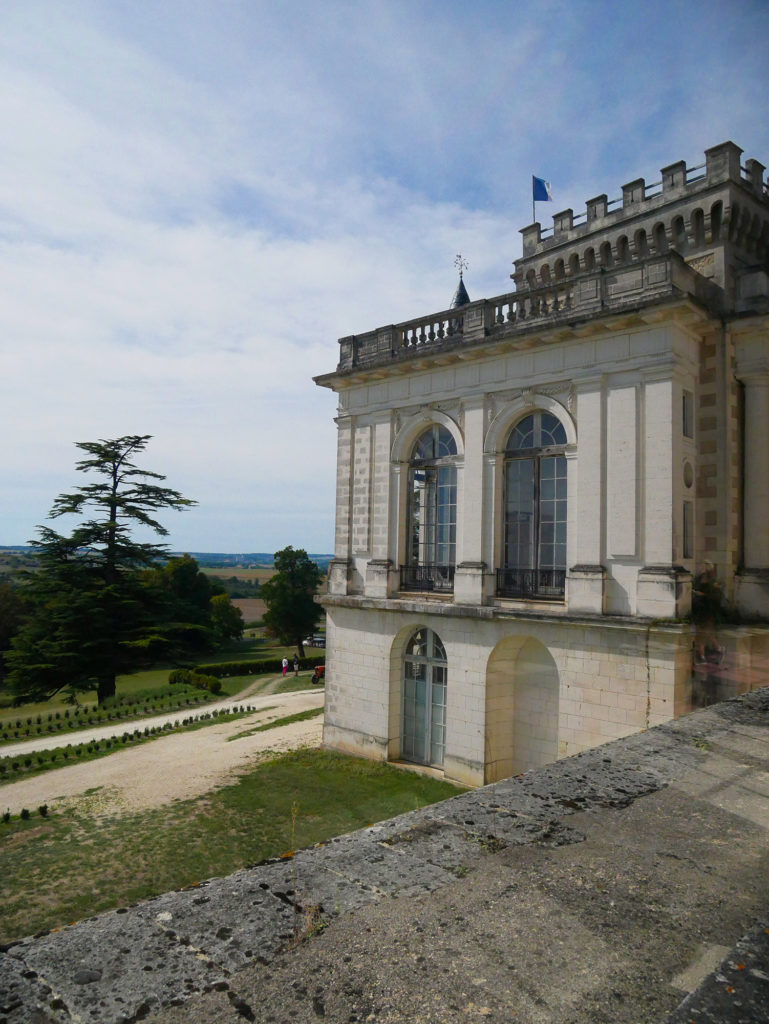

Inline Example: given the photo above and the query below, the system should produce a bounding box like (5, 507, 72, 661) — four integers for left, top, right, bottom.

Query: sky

(1, 0, 767, 555)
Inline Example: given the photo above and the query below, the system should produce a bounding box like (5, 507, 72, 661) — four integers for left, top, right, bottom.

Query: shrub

(39, 804, 48, 818)
(20, 808, 30, 820)
(169, 668, 222, 693)
(2, 809, 9, 824)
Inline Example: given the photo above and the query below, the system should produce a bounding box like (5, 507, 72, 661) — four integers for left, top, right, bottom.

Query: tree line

(0, 436, 324, 705)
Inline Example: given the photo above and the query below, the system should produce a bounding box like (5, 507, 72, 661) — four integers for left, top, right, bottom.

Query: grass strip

(0, 688, 218, 746)
(227, 706, 323, 741)
(0, 705, 261, 784)
(0, 748, 462, 945)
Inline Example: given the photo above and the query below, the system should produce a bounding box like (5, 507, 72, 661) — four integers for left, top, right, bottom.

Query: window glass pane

(540, 413, 567, 446)
(504, 458, 535, 567)
(408, 456, 456, 567)
(504, 444, 567, 584)
(507, 415, 534, 452)
(402, 629, 447, 768)
(406, 629, 427, 659)
(412, 425, 457, 461)
(436, 427, 457, 458)
(507, 412, 566, 452)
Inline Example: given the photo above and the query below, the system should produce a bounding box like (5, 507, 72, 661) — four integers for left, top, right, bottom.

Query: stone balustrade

(336, 252, 723, 373)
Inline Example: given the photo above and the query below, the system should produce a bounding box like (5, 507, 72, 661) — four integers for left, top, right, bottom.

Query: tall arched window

(402, 627, 447, 767)
(499, 411, 567, 600)
(401, 425, 457, 592)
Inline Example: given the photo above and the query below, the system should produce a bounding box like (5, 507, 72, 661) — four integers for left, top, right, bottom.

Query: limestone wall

(323, 602, 693, 787)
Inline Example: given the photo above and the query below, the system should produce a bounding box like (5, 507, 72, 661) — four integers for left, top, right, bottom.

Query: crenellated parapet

(515, 141, 769, 302)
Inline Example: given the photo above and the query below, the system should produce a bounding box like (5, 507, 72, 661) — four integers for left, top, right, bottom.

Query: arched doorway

(485, 637, 560, 782)
(402, 627, 447, 767)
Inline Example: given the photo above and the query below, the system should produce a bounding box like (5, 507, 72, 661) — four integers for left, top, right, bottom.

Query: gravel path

(0, 687, 324, 817)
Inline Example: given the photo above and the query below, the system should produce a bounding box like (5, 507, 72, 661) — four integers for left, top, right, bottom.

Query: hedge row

(190, 655, 325, 678)
(167, 669, 222, 693)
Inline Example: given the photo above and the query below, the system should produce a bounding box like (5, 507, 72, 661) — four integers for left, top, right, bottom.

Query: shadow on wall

(486, 636, 559, 784)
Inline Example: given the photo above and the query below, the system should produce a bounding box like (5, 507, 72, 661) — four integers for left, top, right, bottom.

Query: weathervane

(455, 253, 468, 278)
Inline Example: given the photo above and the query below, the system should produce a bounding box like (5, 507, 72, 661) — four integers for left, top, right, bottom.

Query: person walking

(293, 654, 299, 677)
(281, 656, 288, 677)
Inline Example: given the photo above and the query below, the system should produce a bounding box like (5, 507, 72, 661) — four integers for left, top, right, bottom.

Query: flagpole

(532, 177, 535, 225)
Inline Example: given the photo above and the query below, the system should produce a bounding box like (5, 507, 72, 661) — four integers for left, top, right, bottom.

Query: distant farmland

(201, 567, 275, 584)
(231, 598, 267, 624)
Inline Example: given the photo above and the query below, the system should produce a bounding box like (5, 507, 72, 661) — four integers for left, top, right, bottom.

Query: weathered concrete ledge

(2, 689, 768, 1024)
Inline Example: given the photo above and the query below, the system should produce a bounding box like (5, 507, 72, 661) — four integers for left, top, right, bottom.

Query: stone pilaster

(569, 377, 606, 613)
(636, 565, 691, 618)
(735, 330, 769, 616)
(454, 562, 487, 605)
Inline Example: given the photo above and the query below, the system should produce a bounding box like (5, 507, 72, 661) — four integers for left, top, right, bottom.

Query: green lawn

(0, 749, 462, 945)
(0, 636, 323, 725)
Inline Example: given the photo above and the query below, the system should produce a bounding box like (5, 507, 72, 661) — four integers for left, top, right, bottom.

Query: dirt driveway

(0, 688, 324, 818)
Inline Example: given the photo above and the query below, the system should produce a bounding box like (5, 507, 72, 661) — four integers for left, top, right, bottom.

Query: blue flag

(532, 176, 553, 202)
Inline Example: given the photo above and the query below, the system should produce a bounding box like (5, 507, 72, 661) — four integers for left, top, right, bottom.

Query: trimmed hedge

(168, 669, 223, 695)
(190, 656, 324, 678)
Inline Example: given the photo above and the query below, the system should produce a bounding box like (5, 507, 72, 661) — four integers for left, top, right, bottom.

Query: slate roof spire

(450, 253, 470, 309)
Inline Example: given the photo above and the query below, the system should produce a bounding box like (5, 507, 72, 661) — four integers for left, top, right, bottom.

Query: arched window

(599, 241, 614, 268)
(653, 222, 668, 254)
(584, 247, 596, 271)
(634, 228, 649, 259)
(402, 425, 457, 592)
(402, 627, 447, 767)
(692, 208, 705, 247)
(672, 215, 687, 252)
(711, 201, 723, 242)
(499, 411, 567, 600)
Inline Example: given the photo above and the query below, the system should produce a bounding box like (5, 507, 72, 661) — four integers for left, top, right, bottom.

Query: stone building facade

(315, 141, 769, 787)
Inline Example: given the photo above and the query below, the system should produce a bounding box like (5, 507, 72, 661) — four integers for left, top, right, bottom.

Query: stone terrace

(1, 687, 768, 1024)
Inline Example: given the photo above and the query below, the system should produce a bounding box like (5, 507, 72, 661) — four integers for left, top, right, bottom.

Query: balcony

(400, 564, 455, 594)
(496, 568, 566, 601)
(330, 253, 724, 376)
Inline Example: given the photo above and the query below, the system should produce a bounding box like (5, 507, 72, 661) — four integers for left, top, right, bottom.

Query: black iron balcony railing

(496, 567, 566, 600)
(400, 564, 455, 594)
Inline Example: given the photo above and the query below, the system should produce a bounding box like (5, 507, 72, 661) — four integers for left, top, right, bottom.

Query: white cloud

(0, 0, 767, 552)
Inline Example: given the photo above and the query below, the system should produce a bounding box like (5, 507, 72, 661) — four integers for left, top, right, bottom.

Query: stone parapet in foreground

(1, 688, 768, 1023)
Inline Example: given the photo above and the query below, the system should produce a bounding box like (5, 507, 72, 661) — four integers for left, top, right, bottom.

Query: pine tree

(7, 436, 195, 704)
